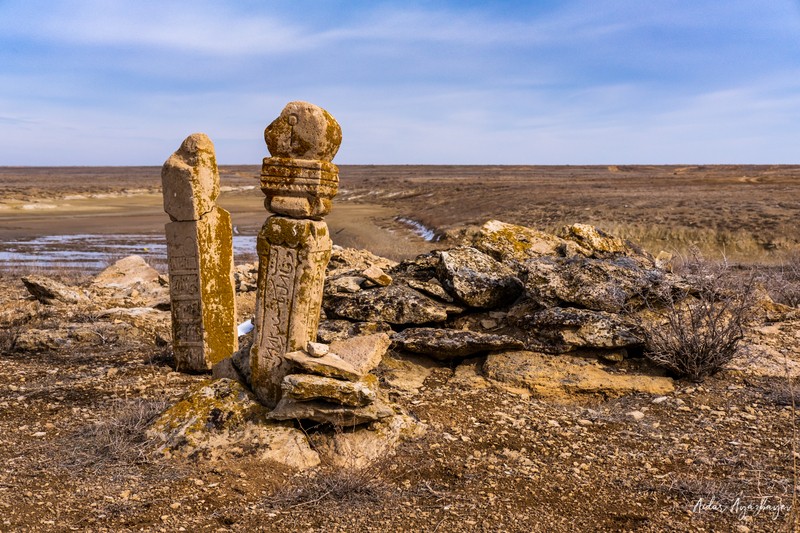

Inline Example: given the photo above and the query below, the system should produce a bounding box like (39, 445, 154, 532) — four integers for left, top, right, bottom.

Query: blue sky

(1, 0, 799, 165)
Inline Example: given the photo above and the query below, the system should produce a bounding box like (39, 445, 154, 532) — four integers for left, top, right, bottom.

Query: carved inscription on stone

(251, 217, 331, 406)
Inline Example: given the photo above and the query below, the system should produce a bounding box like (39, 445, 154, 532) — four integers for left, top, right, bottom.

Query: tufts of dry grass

(0, 317, 24, 354)
(264, 461, 393, 510)
(62, 398, 168, 472)
(761, 250, 800, 308)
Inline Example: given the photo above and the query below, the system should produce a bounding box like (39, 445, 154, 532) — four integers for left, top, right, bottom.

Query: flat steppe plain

(0, 165, 798, 531)
(2, 164, 800, 265)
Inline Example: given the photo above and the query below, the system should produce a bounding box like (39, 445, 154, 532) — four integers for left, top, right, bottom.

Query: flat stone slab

(513, 306, 641, 350)
(268, 397, 395, 427)
(471, 219, 567, 264)
(523, 255, 663, 312)
(483, 350, 674, 398)
(22, 276, 85, 305)
(393, 327, 524, 360)
(284, 350, 362, 381)
(329, 333, 391, 375)
(361, 265, 392, 286)
(282, 373, 377, 407)
(317, 319, 393, 344)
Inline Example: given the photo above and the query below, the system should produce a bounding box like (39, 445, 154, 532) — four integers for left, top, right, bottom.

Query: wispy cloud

(1, 0, 799, 164)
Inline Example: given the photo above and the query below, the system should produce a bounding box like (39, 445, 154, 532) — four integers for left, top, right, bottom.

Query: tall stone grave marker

(251, 102, 342, 407)
(162, 133, 238, 372)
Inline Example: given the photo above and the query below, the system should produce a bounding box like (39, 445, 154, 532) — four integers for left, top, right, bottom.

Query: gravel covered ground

(0, 271, 797, 532)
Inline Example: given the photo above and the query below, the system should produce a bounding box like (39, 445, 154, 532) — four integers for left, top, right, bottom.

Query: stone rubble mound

(317, 219, 682, 397)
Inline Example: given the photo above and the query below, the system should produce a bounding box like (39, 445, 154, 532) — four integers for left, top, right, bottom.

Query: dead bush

(640, 257, 755, 382)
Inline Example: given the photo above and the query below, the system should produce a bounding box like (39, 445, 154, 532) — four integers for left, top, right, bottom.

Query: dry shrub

(641, 254, 755, 382)
(64, 398, 167, 471)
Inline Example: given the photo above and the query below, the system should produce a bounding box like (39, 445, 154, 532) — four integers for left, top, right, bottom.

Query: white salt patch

(20, 203, 57, 210)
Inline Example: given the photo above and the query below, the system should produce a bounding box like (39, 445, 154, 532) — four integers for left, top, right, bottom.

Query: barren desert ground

(2, 164, 800, 269)
(0, 165, 798, 531)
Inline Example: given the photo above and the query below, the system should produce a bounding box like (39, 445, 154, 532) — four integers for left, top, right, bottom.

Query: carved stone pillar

(250, 102, 342, 406)
(162, 133, 238, 372)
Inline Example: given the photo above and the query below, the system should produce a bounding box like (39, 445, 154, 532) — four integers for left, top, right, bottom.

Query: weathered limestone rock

(393, 327, 524, 360)
(162, 134, 237, 372)
(324, 284, 449, 324)
(282, 373, 378, 407)
(22, 276, 85, 305)
(317, 319, 393, 344)
(231, 331, 253, 384)
(329, 333, 391, 375)
(306, 341, 329, 357)
(251, 102, 341, 407)
(361, 265, 392, 287)
(327, 245, 398, 277)
(211, 356, 246, 383)
(523, 256, 663, 312)
(327, 275, 366, 294)
(511, 306, 641, 351)
(405, 278, 454, 302)
(15, 322, 133, 351)
(93, 254, 162, 290)
(483, 351, 674, 398)
(269, 397, 395, 426)
(436, 247, 523, 308)
(557, 223, 636, 257)
(91, 255, 169, 308)
(379, 352, 437, 394)
(147, 379, 319, 469)
(471, 219, 567, 265)
(311, 414, 427, 468)
(283, 333, 390, 381)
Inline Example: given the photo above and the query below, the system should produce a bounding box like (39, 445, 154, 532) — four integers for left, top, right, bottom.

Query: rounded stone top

(161, 132, 220, 221)
(264, 101, 342, 161)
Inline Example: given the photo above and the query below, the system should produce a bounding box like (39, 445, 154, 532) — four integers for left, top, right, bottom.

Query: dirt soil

(0, 271, 798, 531)
(0, 166, 798, 531)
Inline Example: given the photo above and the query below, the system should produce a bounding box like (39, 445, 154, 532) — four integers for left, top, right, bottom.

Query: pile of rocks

(269, 334, 396, 426)
(218, 329, 397, 427)
(316, 219, 684, 396)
